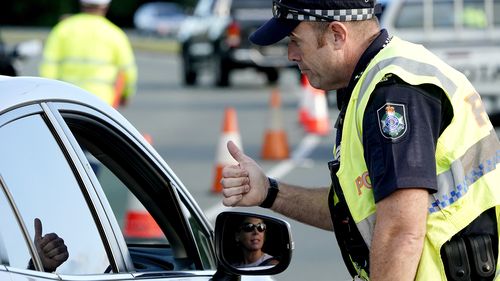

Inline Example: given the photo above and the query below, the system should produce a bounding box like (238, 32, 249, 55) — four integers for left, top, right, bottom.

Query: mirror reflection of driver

(233, 217, 279, 267)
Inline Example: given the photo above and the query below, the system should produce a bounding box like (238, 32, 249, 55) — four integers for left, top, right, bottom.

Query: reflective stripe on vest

(334, 36, 500, 279)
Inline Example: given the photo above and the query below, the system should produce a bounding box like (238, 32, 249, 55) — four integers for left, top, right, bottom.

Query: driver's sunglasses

(240, 222, 267, 233)
(272, 0, 333, 22)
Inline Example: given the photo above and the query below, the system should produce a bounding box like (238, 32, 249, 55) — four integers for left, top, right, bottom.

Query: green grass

(1, 27, 179, 54)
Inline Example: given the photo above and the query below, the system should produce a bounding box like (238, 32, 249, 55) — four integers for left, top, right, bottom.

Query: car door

(49, 101, 218, 279)
(0, 104, 117, 281)
(0, 98, 217, 280)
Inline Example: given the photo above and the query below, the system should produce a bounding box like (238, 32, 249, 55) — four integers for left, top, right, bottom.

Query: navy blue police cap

(249, 0, 377, 46)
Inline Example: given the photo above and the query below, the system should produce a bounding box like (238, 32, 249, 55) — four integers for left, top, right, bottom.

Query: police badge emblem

(377, 103, 407, 140)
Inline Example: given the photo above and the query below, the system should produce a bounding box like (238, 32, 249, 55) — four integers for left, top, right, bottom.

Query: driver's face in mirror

(231, 216, 279, 268)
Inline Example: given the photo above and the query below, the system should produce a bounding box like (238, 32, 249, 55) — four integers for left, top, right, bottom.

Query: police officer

(40, 0, 137, 108)
(220, 0, 500, 280)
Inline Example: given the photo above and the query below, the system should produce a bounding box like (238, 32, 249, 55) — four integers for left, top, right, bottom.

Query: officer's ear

(328, 21, 348, 50)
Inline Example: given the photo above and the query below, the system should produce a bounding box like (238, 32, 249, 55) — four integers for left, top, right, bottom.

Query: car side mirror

(214, 211, 293, 277)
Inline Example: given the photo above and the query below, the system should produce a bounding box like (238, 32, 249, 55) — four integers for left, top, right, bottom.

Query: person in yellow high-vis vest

(40, 0, 137, 108)
(218, 0, 500, 280)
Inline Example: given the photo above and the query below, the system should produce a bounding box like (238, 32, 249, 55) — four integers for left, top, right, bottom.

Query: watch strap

(260, 177, 279, 208)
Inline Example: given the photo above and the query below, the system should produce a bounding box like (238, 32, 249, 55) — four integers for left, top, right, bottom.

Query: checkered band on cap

(285, 7, 374, 21)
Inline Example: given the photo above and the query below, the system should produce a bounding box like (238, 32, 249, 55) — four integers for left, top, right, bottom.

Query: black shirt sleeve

(362, 75, 453, 203)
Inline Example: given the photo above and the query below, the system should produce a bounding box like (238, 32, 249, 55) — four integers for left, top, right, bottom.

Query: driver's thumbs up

(34, 218, 43, 242)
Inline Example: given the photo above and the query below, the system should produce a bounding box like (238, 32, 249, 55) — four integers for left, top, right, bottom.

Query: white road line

(204, 134, 321, 221)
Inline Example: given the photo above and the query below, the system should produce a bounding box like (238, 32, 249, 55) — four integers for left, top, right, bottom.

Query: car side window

(63, 111, 205, 272)
(0, 114, 110, 274)
(433, 1, 454, 28)
(87, 155, 168, 245)
(395, 0, 490, 29)
(461, 1, 487, 29)
(0, 184, 32, 270)
(495, 2, 500, 26)
(395, 1, 423, 28)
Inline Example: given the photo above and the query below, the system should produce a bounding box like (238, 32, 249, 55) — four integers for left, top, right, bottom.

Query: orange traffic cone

(112, 70, 126, 109)
(142, 133, 153, 145)
(298, 74, 313, 126)
(301, 75, 330, 135)
(123, 193, 164, 240)
(261, 88, 289, 160)
(212, 107, 243, 193)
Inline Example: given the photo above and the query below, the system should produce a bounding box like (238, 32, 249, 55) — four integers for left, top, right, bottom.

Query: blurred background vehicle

(380, 0, 500, 113)
(377, 0, 391, 16)
(0, 32, 41, 76)
(134, 1, 187, 37)
(177, 0, 296, 87)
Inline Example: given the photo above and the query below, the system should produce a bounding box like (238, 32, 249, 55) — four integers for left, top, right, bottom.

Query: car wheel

(182, 46, 197, 86)
(184, 69, 197, 86)
(265, 68, 279, 85)
(214, 52, 230, 87)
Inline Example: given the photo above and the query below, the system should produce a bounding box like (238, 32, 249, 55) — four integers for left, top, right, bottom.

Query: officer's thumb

(227, 141, 245, 163)
(34, 218, 43, 240)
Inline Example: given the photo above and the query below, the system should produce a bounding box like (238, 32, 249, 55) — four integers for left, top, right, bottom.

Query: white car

(134, 2, 186, 37)
(0, 76, 293, 281)
(380, 0, 500, 112)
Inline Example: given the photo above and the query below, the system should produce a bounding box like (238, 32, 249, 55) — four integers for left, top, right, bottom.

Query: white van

(380, 0, 500, 112)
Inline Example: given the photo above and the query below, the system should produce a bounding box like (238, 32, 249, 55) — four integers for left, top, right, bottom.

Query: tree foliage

(1, 0, 196, 27)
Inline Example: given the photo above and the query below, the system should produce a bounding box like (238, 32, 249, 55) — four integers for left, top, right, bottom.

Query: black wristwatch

(260, 177, 279, 208)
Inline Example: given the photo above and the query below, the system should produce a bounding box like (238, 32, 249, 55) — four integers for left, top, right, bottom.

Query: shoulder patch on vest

(377, 103, 407, 140)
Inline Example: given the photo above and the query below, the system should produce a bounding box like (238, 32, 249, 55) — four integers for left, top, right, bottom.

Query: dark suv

(177, 0, 295, 87)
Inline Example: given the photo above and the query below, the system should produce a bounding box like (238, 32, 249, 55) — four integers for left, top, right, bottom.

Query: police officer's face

(288, 21, 349, 91)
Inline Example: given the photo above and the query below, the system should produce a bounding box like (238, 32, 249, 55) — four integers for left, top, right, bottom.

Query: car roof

(0, 76, 124, 121)
(0, 75, 148, 161)
(0, 75, 210, 223)
(0, 74, 158, 156)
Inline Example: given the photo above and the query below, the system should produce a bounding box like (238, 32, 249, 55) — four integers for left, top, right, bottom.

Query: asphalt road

(19, 47, 351, 280)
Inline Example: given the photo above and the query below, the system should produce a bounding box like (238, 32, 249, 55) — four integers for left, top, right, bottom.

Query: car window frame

(48, 101, 216, 271)
(0, 180, 62, 279)
(0, 230, 8, 266)
(174, 182, 217, 269)
(43, 102, 131, 274)
(0, 104, 62, 277)
(0, 95, 217, 277)
(0, 103, 115, 278)
(0, 173, 45, 271)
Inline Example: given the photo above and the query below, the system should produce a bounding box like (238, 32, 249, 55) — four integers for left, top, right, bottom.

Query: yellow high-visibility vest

(333, 36, 500, 280)
(40, 13, 137, 106)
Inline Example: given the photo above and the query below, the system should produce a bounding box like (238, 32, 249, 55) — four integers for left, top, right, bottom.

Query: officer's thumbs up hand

(221, 140, 268, 207)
